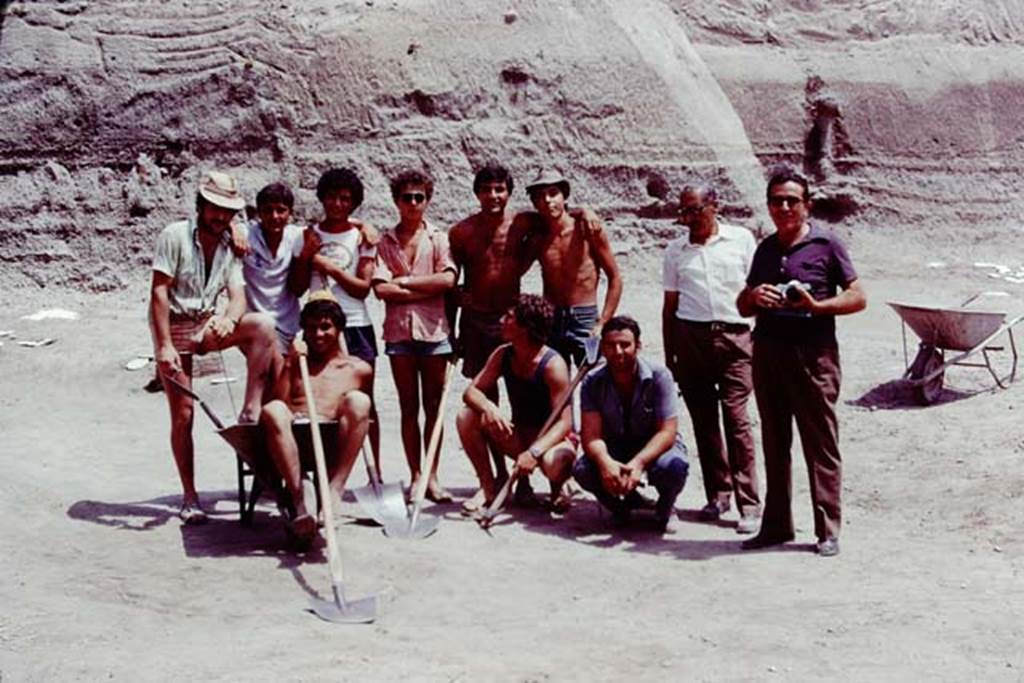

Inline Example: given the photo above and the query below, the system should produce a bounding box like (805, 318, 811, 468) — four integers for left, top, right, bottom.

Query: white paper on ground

(20, 309, 80, 322)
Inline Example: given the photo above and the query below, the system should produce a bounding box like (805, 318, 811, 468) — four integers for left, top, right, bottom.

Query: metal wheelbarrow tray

(887, 299, 1024, 404)
(219, 421, 338, 525)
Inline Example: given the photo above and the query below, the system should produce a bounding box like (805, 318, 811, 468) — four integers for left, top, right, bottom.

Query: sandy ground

(1, 230, 1023, 682)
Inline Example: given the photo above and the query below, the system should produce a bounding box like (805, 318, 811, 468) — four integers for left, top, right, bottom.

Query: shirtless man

(456, 294, 576, 515)
(520, 169, 623, 367)
(449, 163, 531, 385)
(260, 294, 372, 544)
(450, 163, 602, 510)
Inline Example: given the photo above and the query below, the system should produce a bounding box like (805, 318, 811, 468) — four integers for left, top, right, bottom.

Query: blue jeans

(573, 442, 689, 516)
(550, 305, 598, 368)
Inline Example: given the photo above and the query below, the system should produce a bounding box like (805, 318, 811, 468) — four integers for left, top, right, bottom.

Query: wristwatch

(528, 445, 543, 459)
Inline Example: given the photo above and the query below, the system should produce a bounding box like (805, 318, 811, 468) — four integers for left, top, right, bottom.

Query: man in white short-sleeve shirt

(661, 183, 761, 533)
(241, 182, 306, 352)
(149, 170, 279, 525)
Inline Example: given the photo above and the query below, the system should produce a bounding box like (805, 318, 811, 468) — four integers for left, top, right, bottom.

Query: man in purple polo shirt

(736, 167, 866, 557)
(573, 316, 689, 533)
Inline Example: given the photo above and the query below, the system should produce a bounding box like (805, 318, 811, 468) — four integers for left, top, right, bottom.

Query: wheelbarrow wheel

(909, 345, 944, 405)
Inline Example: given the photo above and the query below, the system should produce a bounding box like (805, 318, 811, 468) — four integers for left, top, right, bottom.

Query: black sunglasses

(767, 196, 804, 209)
(400, 192, 427, 204)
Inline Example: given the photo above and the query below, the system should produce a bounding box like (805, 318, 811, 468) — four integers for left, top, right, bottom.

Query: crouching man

(456, 294, 576, 515)
(573, 316, 689, 532)
(260, 294, 372, 544)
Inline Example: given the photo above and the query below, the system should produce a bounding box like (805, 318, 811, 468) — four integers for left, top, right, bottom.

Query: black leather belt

(678, 319, 750, 333)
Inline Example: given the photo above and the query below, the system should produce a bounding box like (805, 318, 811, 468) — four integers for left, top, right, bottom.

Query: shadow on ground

(450, 490, 812, 561)
(67, 490, 330, 599)
(848, 379, 977, 410)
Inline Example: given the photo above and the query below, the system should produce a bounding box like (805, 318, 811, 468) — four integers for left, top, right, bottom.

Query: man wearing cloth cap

(519, 169, 622, 368)
(149, 170, 279, 524)
(662, 183, 761, 534)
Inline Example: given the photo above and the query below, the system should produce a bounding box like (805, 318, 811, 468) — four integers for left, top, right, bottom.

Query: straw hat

(198, 170, 245, 210)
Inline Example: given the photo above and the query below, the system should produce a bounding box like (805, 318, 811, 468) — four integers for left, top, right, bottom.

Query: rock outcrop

(1, 0, 1022, 290)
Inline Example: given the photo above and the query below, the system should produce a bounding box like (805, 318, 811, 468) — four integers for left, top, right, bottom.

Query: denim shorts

(343, 325, 378, 363)
(384, 337, 453, 357)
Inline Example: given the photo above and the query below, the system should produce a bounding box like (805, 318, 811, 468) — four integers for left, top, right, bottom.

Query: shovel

(477, 335, 602, 529)
(164, 375, 226, 430)
(351, 442, 409, 532)
(299, 354, 379, 624)
(383, 357, 459, 539)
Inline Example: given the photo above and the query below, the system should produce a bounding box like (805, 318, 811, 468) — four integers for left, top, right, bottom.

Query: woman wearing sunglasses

(372, 169, 458, 502)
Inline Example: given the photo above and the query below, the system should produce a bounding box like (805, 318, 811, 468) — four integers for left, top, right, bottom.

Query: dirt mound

(1, 0, 1023, 291)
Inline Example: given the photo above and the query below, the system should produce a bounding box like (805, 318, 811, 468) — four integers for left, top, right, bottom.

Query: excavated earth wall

(1, 0, 1022, 291)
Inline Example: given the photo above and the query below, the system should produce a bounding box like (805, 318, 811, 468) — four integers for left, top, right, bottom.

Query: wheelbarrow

(888, 295, 1023, 404)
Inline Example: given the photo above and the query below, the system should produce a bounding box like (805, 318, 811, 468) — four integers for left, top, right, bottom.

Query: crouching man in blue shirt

(573, 316, 689, 532)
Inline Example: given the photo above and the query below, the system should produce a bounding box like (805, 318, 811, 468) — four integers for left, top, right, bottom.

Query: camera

(781, 280, 808, 303)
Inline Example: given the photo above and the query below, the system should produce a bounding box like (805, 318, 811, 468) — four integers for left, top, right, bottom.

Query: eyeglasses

(400, 192, 427, 204)
(678, 204, 707, 215)
(767, 196, 804, 209)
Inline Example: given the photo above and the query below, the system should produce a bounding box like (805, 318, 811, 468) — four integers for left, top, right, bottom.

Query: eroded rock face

(1, 0, 1022, 290)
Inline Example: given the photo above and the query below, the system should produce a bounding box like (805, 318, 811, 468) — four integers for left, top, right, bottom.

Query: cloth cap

(198, 171, 245, 210)
(525, 168, 571, 199)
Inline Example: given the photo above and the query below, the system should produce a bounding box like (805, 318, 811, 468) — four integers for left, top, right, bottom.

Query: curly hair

(316, 167, 365, 209)
(512, 294, 555, 345)
(389, 169, 434, 202)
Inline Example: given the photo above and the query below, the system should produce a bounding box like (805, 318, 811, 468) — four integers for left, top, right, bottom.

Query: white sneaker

(736, 513, 759, 534)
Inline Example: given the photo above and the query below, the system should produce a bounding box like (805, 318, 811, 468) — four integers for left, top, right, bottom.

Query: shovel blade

(381, 514, 440, 540)
(308, 586, 379, 624)
(352, 480, 409, 528)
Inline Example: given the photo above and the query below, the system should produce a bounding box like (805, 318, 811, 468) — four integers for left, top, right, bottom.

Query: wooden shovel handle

(299, 355, 345, 584)
(408, 358, 459, 518)
(479, 353, 597, 523)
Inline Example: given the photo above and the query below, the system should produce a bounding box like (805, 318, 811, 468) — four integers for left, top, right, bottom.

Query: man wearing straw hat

(149, 170, 279, 524)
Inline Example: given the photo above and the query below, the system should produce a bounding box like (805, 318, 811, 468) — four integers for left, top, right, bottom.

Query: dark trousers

(672, 320, 760, 515)
(752, 339, 842, 541)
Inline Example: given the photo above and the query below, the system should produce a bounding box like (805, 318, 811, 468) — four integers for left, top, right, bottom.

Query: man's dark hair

(256, 182, 295, 209)
(765, 165, 810, 202)
(316, 168, 364, 209)
(512, 294, 555, 345)
(473, 163, 514, 195)
(300, 298, 346, 331)
(601, 315, 641, 343)
(390, 169, 434, 202)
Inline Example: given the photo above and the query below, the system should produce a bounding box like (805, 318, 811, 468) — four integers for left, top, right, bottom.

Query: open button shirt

(580, 357, 680, 461)
(372, 222, 456, 343)
(152, 219, 242, 319)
